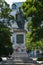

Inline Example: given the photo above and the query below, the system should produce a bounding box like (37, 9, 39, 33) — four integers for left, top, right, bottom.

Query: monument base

(12, 44, 28, 57)
(12, 51, 28, 58)
(11, 28, 28, 58)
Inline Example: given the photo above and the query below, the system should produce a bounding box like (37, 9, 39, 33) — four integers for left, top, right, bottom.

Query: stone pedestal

(11, 28, 28, 57)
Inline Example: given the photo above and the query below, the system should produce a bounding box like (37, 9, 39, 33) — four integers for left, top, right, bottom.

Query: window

(16, 34, 24, 44)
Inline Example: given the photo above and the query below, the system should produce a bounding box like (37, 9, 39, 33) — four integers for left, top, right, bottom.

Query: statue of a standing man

(16, 8, 25, 29)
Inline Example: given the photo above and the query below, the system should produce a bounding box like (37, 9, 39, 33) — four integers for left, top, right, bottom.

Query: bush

(37, 57, 43, 61)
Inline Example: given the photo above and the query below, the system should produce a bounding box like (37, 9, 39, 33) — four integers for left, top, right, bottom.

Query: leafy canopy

(0, 0, 14, 26)
(0, 0, 13, 56)
(22, 0, 43, 42)
(22, 0, 43, 50)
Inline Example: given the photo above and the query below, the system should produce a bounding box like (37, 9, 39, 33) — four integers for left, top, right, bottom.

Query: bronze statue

(16, 8, 25, 29)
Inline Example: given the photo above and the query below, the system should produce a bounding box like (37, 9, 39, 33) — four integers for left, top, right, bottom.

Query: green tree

(26, 32, 43, 51)
(26, 32, 32, 51)
(0, 23, 13, 56)
(22, 0, 43, 50)
(0, 0, 14, 26)
(0, 0, 14, 56)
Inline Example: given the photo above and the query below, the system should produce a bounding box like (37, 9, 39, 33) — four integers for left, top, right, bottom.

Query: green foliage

(0, 24, 12, 55)
(22, 0, 43, 50)
(0, 0, 14, 26)
(37, 57, 43, 61)
(26, 32, 43, 50)
(26, 32, 32, 50)
(0, 0, 13, 56)
(0, 23, 13, 56)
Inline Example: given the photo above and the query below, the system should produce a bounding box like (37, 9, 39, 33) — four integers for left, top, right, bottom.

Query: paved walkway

(0, 57, 41, 65)
(0, 52, 41, 65)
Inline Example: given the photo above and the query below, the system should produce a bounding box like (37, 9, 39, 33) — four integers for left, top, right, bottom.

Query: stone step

(0, 58, 41, 65)
(12, 52, 28, 57)
(13, 59, 33, 63)
(0, 63, 35, 65)
(7, 57, 40, 64)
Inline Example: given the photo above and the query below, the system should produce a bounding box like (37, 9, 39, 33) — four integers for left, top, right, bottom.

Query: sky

(5, 0, 26, 6)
